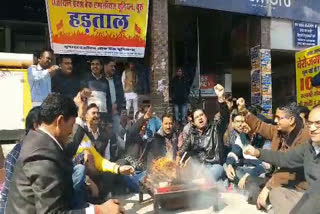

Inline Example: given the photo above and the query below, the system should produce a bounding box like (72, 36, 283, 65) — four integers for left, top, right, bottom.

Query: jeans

(205, 164, 225, 182)
(174, 103, 188, 123)
(71, 164, 87, 209)
(122, 171, 146, 193)
(146, 117, 162, 138)
(112, 114, 121, 136)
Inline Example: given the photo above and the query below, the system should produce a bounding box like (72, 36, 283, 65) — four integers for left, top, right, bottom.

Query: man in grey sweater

(244, 105, 320, 214)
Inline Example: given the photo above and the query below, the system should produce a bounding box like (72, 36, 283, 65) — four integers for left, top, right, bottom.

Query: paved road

(118, 192, 265, 214)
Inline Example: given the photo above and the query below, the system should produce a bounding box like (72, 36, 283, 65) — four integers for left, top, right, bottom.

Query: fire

(150, 157, 178, 181)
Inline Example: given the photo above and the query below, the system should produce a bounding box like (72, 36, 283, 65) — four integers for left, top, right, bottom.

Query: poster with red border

(200, 74, 216, 97)
(45, 0, 149, 57)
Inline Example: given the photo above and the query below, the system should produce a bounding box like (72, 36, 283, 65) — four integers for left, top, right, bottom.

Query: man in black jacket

(244, 105, 320, 214)
(52, 56, 82, 99)
(171, 67, 189, 124)
(147, 113, 178, 164)
(179, 84, 229, 182)
(6, 93, 124, 214)
(118, 106, 153, 192)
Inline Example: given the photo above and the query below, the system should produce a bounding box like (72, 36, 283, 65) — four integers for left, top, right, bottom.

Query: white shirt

(38, 127, 63, 151)
(28, 64, 51, 104)
(106, 77, 116, 104)
(121, 70, 138, 99)
(87, 126, 100, 141)
(313, 143, 320, 155)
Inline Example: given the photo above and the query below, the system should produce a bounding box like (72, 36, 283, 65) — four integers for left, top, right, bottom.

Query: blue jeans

(206, 164, 225, 182)
(174, 104, 188, 123)
(146, 117, 162, 138)
(71, 164, 87, 209)
(112, 114, 121, 136)
(122, 171, 146, 193)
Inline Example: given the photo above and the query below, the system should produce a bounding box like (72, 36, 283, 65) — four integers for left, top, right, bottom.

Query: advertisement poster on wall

(250, 46, 261, 105)
(250, 47, 272, 118)
(296, 45, 320, 109)
(200, 74, 216, 97)
(260, 49, 272, 117)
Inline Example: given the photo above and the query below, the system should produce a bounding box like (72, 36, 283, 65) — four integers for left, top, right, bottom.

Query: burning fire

(150, 157, 178, 181)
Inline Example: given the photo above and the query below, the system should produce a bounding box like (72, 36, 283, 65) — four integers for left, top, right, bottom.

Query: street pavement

(118, 192, 265, 214)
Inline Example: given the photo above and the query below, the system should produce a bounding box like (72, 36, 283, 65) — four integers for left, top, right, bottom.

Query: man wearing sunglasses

(237, 99, 310, 211)
(244, 104, 320, 214)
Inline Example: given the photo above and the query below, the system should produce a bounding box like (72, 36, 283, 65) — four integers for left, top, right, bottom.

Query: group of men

(1, 49, 320, 214)
(27, 50, 140, 132)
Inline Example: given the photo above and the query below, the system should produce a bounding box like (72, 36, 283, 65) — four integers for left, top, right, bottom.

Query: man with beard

(178, 84, 230, 182)
(28, 49, 59, 106)
(237, 98, 310, 210)
(147, 113, 178, 163)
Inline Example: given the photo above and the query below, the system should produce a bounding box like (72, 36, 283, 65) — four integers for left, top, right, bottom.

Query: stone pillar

(248, 17, 272, 118)
(149, 0, 170, 115)
(260, 18, 271, 49)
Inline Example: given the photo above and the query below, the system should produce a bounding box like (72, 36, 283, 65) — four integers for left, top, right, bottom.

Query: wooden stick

(183, 157, 191, 167)
(180, 152, 187, 165)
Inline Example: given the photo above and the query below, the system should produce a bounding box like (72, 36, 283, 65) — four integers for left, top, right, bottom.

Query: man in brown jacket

(237, 98, 310, 210)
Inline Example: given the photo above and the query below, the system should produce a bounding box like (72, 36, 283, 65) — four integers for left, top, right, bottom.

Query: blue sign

(174, 0, 320, 23)
(294, 21, 318, 47)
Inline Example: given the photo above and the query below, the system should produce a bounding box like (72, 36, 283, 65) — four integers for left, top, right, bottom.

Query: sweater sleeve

(258, 144, 306, 168)
(245, 113, 277, 141)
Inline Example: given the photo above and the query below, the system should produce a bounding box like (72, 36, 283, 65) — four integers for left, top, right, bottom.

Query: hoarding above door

(175, 0, 320, 23)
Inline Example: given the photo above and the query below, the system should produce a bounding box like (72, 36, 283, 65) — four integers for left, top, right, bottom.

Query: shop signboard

(296, 45, 320, 109)
(294, 21, 318, 47)
(45, 0, 149, 57)
(175, 0, 320, 23)
(200, 74, 216, 97)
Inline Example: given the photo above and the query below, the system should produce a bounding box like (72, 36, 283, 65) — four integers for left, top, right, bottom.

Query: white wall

(271, 18, 319, 51)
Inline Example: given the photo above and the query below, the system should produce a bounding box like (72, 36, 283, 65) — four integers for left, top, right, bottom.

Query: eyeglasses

(306, 120, 320, 129)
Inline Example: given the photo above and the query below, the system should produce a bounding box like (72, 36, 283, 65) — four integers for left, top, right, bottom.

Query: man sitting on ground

(224, 111, 271, 190)
(147, 113, 178, 163)
(178, 84, 230, 182)
(244, 104, 320, 213)
(237, 98, 310, 210)
(6, 93, 124, 214)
